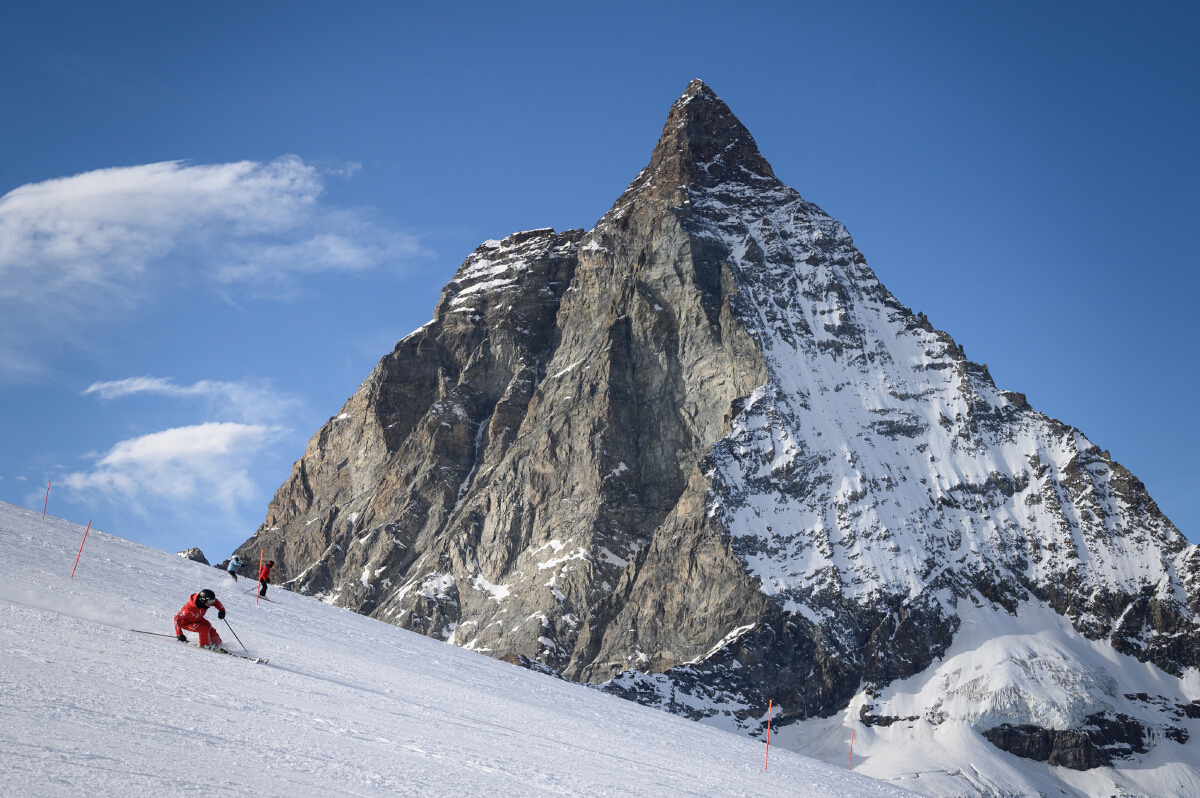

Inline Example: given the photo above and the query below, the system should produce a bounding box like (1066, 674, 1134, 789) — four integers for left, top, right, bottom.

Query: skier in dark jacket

(175, 589, 227, 651)
(258, 560, 274, 598)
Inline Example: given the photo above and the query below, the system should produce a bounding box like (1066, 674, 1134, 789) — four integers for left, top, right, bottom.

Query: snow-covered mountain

(0, 501, 910, 797)
(234, 80, 1200, 796)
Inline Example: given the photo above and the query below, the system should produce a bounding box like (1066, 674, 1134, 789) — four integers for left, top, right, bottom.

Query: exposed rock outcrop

(176, 548, 209, 565)
(982, 712, 1149, 770)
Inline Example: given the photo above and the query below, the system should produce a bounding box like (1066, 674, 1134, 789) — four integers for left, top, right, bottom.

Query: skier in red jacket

(258, 560, 274, 598)
(175, 589, 227, 651)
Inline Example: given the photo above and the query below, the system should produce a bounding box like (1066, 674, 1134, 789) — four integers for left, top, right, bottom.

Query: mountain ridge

(235, 79, 1199, 795)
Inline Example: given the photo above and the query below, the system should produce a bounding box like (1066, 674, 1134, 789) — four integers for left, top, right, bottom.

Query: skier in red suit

(258, 560, 274, 598)
(175, 589, 227, 651)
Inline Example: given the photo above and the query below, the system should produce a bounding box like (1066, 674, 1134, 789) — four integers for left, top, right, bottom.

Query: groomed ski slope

(0, 501, 911, 798)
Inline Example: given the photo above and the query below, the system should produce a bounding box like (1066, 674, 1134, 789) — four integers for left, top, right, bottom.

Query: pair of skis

(243, 587, 277, 603)
(131, 629, 269, 664)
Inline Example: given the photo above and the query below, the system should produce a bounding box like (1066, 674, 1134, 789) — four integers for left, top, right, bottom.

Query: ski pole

(131, 629, 178, 638)
(224, 618, 248, 652)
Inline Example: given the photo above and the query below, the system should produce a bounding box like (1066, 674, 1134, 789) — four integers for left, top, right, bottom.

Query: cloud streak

(0, 157, 427, 378)
(83, 376, 301, 424)
(61, 422, 278, 517)
(61, 375, 301, 539)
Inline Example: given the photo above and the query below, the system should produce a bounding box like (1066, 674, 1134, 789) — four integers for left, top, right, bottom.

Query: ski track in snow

(0, 501, 911, 798)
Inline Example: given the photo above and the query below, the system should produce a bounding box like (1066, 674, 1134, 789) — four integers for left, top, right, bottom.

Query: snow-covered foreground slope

(0, 502, 911, 798)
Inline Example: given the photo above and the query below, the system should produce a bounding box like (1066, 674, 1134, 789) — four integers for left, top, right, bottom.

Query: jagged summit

(623, 80, 777, 203)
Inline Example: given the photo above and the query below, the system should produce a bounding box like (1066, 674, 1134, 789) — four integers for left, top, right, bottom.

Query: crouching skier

(175, 588, 228, 652)
(258, 560, 274, 598)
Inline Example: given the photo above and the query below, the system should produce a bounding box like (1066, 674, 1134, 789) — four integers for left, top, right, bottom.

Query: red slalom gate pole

(848, 729, 855, 770)
(257, 549, 263, 605)
(42, 480, 50, 520)
(764, 699, 773, 770)
(71, 521, 92, 578)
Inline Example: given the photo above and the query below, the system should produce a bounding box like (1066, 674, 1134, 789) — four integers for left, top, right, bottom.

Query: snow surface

(0, 501, 912, 797)
(696, 176, 1188, 613)
(671, 160, 1200, 797)
(778, 601, 1200, 798)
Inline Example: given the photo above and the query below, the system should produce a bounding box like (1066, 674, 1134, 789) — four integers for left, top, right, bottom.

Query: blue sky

(1, 2, 1196, 557)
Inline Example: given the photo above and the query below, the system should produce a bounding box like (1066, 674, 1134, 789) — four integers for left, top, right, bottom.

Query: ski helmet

(267, 560, 275, 566)
(197, 589, 217, 605)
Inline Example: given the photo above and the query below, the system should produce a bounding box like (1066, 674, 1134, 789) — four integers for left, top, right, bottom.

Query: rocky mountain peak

(240, 79, 1200, 793)
(627, 79, 776, 202)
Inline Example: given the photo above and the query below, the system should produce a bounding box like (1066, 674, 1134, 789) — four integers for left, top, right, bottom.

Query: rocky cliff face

(237, 81, 1199, 782)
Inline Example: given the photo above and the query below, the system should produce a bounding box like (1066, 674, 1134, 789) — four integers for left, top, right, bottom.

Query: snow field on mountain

(691, 172, 1200, 797)
(693, 173, 1188, 621)
(0, 501, 912, 798)
(776, 601, 1200, 798)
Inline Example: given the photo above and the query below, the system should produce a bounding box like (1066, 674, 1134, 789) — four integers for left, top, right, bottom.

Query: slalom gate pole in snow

(41, 480, 50, 520)
(224, 618, 248, 652)
(764, 699, 772, 770)
(848, 729, 855, 770)
(70, 521, 91, 578)
(257, 549, 263, 606)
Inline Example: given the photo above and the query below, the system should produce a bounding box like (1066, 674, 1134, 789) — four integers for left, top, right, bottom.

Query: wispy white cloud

(83, 376, 301, 424)
(83, 376, 196, 400)
(60, 376, 299, 540)
(325, 162, 363, 178)
(62, 422, 278, 518)
(0, 157, 427, 379)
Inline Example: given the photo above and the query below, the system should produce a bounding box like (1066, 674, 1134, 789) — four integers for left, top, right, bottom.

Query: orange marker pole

(257, 550, 263, 605)
(848, 729, 855, 770)
(42, 480, 50, 520)
(70, 521, 91, 578)
(764, 699, 773, 770)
